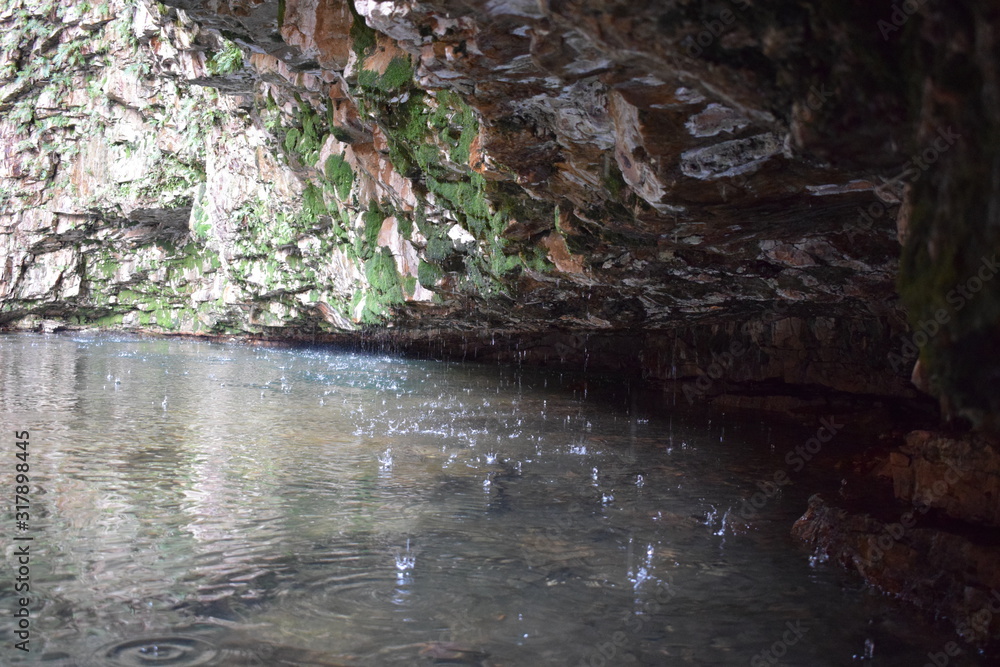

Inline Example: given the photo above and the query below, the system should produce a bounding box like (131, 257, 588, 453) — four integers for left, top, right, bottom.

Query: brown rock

(281, 0, 353, 70)
(793, 494, 1000, 643)
(892, 430, 1000, 527)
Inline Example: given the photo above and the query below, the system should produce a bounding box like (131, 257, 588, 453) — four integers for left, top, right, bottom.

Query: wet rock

(895, 2, 1000, 431)
(891, 430, 1000, 527)
(3, 0, 1000, 646)
(2, 0, 913, 370)
(793, 494, 1000, 643)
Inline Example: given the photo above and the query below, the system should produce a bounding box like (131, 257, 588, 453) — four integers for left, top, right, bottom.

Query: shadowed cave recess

(2, 0, 1000, 653)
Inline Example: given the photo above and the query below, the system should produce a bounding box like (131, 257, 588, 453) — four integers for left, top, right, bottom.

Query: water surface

(0, 333, 985, 665)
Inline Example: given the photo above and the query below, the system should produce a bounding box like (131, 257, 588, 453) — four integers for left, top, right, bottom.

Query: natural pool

(0, 333, 987, 665)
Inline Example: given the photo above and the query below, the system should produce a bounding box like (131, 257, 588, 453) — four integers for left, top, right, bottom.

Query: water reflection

(0, 333, 986, 665)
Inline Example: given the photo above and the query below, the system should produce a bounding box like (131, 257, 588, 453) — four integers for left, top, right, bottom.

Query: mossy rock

(417, 260, 443, 290)
(324, 153, 354, 200)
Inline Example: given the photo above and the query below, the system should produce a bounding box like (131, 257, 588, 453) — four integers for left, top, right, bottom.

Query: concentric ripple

(95, 636, 219, 666)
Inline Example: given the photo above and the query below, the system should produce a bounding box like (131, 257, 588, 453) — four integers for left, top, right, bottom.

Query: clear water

(0, 333, 987, 666)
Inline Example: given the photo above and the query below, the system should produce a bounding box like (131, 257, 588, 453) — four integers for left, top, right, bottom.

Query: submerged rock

(793, 492, 1000, 643)
(418, 640, 490, 664)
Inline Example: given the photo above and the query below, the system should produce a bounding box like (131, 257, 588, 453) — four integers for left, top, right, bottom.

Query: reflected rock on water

(4, 335, 993, 665)
(418, 641, 490, 664)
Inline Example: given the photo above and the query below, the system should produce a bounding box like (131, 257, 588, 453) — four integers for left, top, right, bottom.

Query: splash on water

(395, 539, 415, 582)
(378, 447, 393, 471)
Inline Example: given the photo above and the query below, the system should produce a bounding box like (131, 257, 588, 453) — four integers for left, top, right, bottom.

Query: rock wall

(892, 430, 1000, 527)
(793, 492, 1000, 644)
(897, 2, 1000, 432)
(1, 0, 930, 406)
(4, 0, 1000, 643)
(0, 0, 389, 336)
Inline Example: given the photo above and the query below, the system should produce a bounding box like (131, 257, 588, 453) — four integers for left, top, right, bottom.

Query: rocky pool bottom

(0, 332, 996, 666)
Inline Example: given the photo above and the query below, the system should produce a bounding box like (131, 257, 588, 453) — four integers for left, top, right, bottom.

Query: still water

(0, 333, 985, 665)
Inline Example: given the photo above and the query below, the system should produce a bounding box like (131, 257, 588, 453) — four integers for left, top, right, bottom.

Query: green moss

(397, 213, 413, 239)
(604, 160, 628, 200)
(489, 250, 522, 278)
(424, 234, 454, 262)
(167, 243, 211, 274)
(402, 275, 417, 295)
(128, 151, 206, 202)
(348, 0, 377, 58)
(85, 312, 125, 327)
(351, 256, 397, 324)
(362, 201, 386, 255)
(301, 183, 328, 224)
(206, 40, 243, 76)
(464, 258, 491, 294)
(282, 102, 325, 166)
(336, 208, 353, 241)
(359, 299, 383, 325)
(324, 153, 354, 199)
(191, 185, 211, 238)
(96, 258, 117, 278)
(152, 304, 179, 329)
(417, 260, 442, 290)
(521, 244, 553, 273)
(117, 289, 139, 303)
(283, 127, 301, 154)
(357, 56, 413, 93)
(344, 51, 532, 307)
(437, 91, 478, 165)
(426, 173, 491, 233)
(349, 289, 364, 312)
(330, 126, 353, 144)
(365, 247, 403, 304)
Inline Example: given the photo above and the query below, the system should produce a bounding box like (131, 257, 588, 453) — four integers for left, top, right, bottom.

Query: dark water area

(0, 333, 987, 665)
